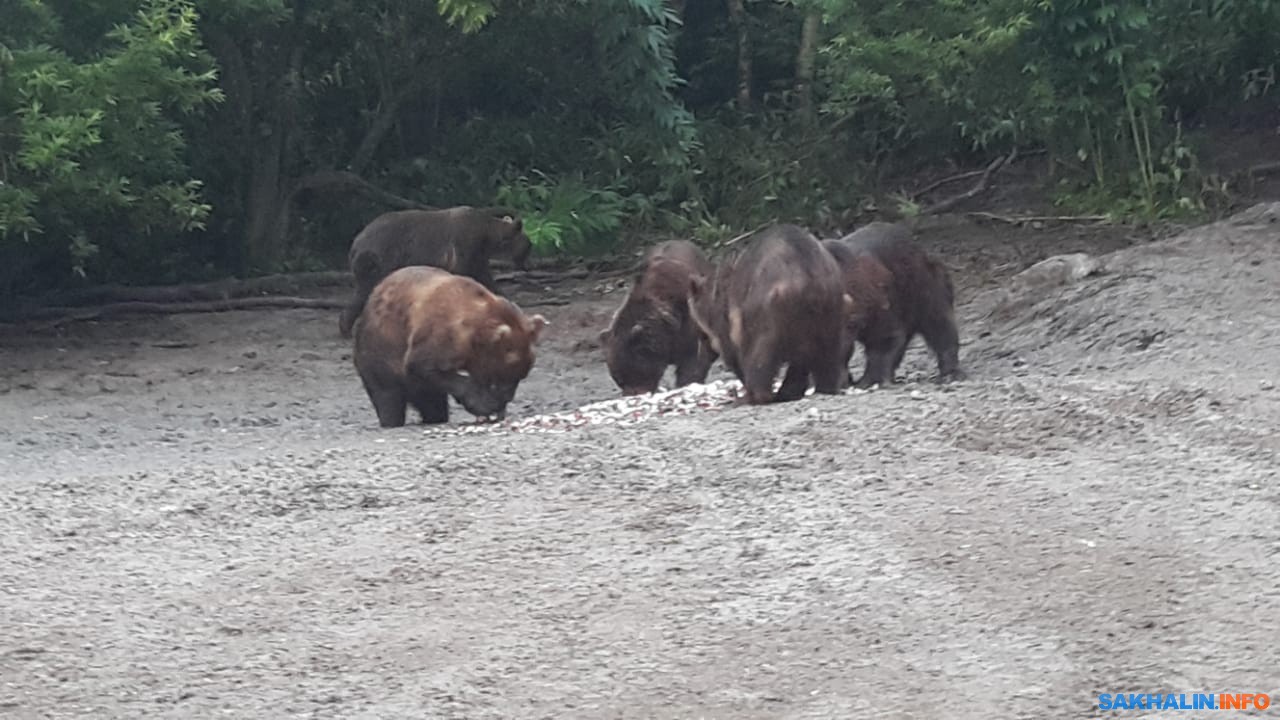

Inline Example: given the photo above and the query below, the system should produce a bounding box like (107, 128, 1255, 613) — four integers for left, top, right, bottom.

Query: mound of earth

(966, 202, 1280, 386)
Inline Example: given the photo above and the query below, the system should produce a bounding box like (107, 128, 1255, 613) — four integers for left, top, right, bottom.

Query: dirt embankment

(1, 206, 1278, 719)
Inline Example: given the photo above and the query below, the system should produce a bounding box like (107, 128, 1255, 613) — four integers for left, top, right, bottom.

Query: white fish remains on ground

(429, 379, 746, 435)
(428, 378, 876, 436)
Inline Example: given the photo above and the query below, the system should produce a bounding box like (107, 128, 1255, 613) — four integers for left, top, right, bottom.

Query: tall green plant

(1028, 0, 1169, 212)
(495, 173, 627, 256)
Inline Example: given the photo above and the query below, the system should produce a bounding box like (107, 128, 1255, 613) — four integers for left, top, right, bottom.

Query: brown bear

(823, 221, 962, 388)
(338, 205, 533, 338)
(687, 224, 853, 405)
(352, 266, 547, 428)
(600, 240, 716, 395)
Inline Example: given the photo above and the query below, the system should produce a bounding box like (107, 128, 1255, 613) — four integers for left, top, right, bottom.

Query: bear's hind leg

(811, 350, 848, 396)
(858, 331, 906, 388)
(887, 333, 913, 383)
(675, 340, 716, 387)
(921, 308, 964, 383)
(775, 362, 810, 401)
(367, 386, 407, 428)
(409, 388, 449, 424)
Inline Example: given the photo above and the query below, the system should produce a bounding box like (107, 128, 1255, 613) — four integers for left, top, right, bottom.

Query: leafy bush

(0, 0, 220, 293)
(2, 0, 1278, 298)
(495, 172, 630, 257)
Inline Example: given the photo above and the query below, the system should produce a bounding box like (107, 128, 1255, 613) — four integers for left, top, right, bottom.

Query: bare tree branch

(920, 148, 1020, 216)
(291, 170, 432, 211)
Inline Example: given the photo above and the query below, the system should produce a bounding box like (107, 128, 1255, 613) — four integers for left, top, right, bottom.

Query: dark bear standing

(824, 221, 962, 388)
(600, 240, 716, 395)
(352, 266, 547, 428)
(338, 205, 533, 338)
(687, 224, 853, 405)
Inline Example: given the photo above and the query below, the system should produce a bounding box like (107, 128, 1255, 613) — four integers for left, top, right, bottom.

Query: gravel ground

(2, 206, 1279, 719)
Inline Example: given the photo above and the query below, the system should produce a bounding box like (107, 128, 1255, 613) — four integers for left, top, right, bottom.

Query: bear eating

(823, 221, 962, 387)
(687, 223, 853, 405)
(352, 265, 547, 428)
(600, 240, 716, 396)
(338, 205, 533, 338)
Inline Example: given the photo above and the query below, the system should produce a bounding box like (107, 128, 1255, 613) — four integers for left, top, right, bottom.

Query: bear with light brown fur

(352, 266, 546, 428)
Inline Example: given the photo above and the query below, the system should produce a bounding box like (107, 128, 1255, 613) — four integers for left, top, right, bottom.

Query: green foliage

(495, 172, 629, 256)
(436, 0, 496, 33)
(595, 0, 696, 156)
(808, 0, 1280, 220)
(689, 111, 851, 228)
(0, 0, 220, 291)
(820, 0, 1035, 155)
(2, 0, 1279, 297)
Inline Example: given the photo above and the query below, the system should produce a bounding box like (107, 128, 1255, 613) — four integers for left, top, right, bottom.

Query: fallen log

(35, 271, 352, 309)
(3, 297, 346, 330)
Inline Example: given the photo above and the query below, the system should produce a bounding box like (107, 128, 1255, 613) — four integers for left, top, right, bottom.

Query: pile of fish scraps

(429, 379, 746, 435)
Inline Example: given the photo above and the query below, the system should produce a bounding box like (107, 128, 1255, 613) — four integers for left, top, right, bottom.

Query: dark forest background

(2, 0, 1278, 299)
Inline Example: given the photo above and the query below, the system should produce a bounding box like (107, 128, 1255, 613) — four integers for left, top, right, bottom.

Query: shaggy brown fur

(687, 224, 853, 405)
(825, 222, 962, 387)
(600, 240, 716, 395)
(352, 266, 546, 427)
(338, 206, 532, 338)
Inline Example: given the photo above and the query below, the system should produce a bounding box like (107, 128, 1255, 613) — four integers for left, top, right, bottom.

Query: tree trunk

(795, 9, 821, 124)
(727, 0, 752, 110)
(243, 42, 305, 271)
(347, 74, 435, 176)
(243, 144, 289, 271)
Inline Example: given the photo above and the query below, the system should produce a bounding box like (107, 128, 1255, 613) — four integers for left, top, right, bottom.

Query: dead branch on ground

(495, 269, 591, 284)
(521, 297, 573, 308)
(720, 221, 777, 247)
(1246, 161, 1280, 178)
(965, 211, 1111, 225)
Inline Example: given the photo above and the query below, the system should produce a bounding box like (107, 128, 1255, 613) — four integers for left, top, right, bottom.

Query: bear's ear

(500, 215, 522, 232)
(527, 314, 548, 343)
(598, 327, 610, 343)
